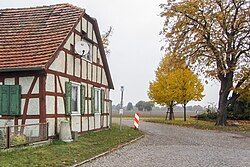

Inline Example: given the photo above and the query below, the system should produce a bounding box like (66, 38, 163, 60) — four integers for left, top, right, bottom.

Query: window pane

(94, 89, 101, 113)
(72, 86, 78, 112)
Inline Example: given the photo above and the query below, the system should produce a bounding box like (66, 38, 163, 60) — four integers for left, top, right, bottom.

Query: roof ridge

(0, 3, 84, 12)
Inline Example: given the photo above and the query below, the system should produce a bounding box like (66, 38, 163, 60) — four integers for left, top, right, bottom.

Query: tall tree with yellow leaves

(161, 0, 250, 125)
(148, 54, 204, 121)
(167, 68, 204, 121)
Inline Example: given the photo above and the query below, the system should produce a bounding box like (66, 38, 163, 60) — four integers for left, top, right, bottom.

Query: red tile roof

(0, 4, 84, 70)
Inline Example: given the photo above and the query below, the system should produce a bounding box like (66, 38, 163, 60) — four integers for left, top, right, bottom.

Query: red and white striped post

(134, 112, 140, 129)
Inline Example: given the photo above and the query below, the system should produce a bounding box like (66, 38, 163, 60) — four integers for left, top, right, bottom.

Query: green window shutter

(80, 85, 85, 115)
(101, 90, 105, 114)
(0, 85, 9, 115)
(0, 85, 21, 116)
(9, 85, 21, 115)
(65, 82, 72, 115)
(91, 87, 95, 114)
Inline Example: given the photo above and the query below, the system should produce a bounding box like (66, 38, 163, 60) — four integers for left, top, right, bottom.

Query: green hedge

(197, 112, 217, 121)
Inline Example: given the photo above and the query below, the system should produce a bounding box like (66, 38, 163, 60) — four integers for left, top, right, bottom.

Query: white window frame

(94, 88, 101, 114)
(71, 82, 81, 115)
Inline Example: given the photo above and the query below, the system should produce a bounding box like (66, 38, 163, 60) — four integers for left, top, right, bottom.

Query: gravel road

(80, 118, 250, 167)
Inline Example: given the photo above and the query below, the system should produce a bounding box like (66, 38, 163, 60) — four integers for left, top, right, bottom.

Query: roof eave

(91, 18, 114, 90)
(0, 67, 44, 72)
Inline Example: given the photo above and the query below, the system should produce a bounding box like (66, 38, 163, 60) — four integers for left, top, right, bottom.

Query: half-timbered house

(0, 4, 114, 136)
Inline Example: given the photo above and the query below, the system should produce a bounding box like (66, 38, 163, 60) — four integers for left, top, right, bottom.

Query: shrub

(197, 112, 217, 121)
(11, 134, 27, 146)
(0, 130, 4, 140)
(227, 100, 250, 120)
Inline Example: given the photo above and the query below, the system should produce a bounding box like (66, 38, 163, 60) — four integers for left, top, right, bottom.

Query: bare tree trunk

(216, 73, 233, 126)
(169, 101, 174, 120)
(183, 102, 187, 121)
(216, 90, 229, 126)
(165, 107, 169, 121)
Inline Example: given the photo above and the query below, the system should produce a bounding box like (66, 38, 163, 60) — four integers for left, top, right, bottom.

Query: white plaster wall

(57, 97, 65, 114)
(75, 34, 81, 43)
(56, 77, 62, 93)
(67, 54, 74, 75)
(108, 114, 110, 127)
(93, 46, 97, 63)
(104, 102, 107, 114)
(88, 63, 92, 80)
(64, 33, 74, 50)
(87, 22, 93, 39)
(82, 18, 87, 33)
(87, 85, 92, 98)
(76, 21, 81, 32)
(98, 50, 103, 66)
(103, 116, 107, 127)
(46, 96, 55, 114)
(82, 60, 87, 79)
(47, 118, 55, 136)
(23, 119, 40, 137)
(46, 74, 55, 92)
(82, 117, 88, 131)
(93, 32, 97, 43)
(32, 79, 39, 94)
(71, 115, 81, 132)
(94, 114, 101, 129)
(97, 67, 102, 84)
(59, 76, 69, 93)
(89, 116, 94, 130)
(49, 51, 65, 73)
(4, 78, 15, 85)
(106, 89, 110, 99)
(19, 76, 34, 94)
(21, 99, 25, 115)
(92, 66, 96, 83)
(102, 69, 108, 86)
(27, 98, 39, 115)
(106, 102, 110, 114)
(75, 58, 81, 77)
(0, 119, 14, 126)
(85, 100, 89, 114)
(106, 115, 110, 127)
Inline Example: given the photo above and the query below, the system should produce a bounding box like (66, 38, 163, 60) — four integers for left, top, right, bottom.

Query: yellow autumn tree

(161, 0, 250, 125)
(149, 75, 176, 120)
(148, 54, 204, 121)
(149, 54, 183, 120)
(167, 68, 204, 121)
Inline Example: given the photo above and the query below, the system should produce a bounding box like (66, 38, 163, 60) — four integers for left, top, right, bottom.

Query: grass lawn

(0, 124, 144, 167)
(144, 117, 250, 135)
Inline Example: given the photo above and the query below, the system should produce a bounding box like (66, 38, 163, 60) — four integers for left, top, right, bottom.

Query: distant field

(112, 110, 202, 118)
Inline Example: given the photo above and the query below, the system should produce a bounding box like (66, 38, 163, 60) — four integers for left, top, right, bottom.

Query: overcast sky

(0, 0, 220, 107)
